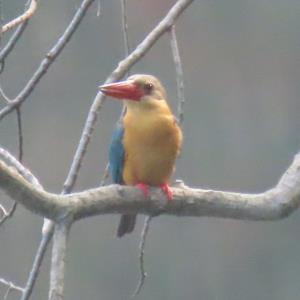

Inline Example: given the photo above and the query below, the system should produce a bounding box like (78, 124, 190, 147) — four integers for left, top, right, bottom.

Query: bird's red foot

(136, 183, 149, 197)
(160, 183, 173, 201)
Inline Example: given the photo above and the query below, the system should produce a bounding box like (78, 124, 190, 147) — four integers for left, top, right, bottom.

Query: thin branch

(120, 0, 130, 57)
(0, 203, 5, 214)
(120, 0, 130, 82)
(15, 97, 24, 226)
(0, 0, 31, 65)
(96, 0, 101, 17)
(21, 226, 54, 300)
(16, 107, 23, 162)
(10, 107, 24, 222)
(0, 147, 41, 187)
(0, 201, 16, 226)
(169, 25, 185, 125)
(100, 163, 110, 186)
(0, 21, 28, 62)
(0, 0, 95, 121)
(48, 220, 71, 300)
(1, 0, 37, 34)
(0, 278, 24, 294)
(0, 82, 11, 102)
(0, 0, 3, 37)
(63, 0, 194, 194)
(1, 150, 300, 221)
(0, 84, 24, 166)
(132, 216, 152, 297)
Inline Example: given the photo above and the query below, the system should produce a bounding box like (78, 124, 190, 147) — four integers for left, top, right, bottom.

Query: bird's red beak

(99, 80, 143, 101)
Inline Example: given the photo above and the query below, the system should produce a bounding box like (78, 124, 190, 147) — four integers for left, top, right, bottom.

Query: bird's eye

(144, 82, 153, 94)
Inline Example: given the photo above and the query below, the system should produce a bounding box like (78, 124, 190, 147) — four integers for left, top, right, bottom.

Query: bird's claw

(136, 183, 173, 201)
(136, 183, 149, 197)
(160, 183, 173, 201)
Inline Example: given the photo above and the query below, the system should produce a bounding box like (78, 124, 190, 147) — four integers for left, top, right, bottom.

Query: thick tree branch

(48, 221, 71, 300)
(0, 152, 300, 222)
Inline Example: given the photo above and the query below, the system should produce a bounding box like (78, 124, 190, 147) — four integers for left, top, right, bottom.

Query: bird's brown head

(99, 74, 168, 109)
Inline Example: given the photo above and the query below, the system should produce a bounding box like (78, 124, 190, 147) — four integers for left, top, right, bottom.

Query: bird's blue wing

(109, 122, 125, 184)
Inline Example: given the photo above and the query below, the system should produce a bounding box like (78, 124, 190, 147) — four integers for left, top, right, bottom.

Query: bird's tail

(117, 214, 136, 237)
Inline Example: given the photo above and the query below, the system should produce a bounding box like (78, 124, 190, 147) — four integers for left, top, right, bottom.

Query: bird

(99, 74, 182, 237)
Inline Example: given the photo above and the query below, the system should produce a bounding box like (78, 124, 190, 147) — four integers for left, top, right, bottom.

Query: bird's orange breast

(122, 108, 182, 186)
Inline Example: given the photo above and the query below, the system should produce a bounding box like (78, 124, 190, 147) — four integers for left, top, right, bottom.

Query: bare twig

(120, 0, 130, 86)
(0, 203, 5, 214)
(96, 0, 101, 17)
(0, 0, 29, 70)
(0, 0, 3, 37)
(0, 0, 95, 121)
(21, 227, 54, 300)
(132, 216, 152, 297)
(12, 107, 24, 225)
(0, 84, 23, 165)
(100, 163, 110, 186)
(169, 25, 185, 125)
(0, 83, 11, 102)
(63, 0, 194, 194)
(0, 21, 28, 62)
(16, 107, 23, 162)
(0, 277, 24, 294)
(1, 0, 37, 34)
(120, 0, 130, 57)
(0, 201, 17, 226)
(0, 147, 41, 187)
(48, 220, 71, 300)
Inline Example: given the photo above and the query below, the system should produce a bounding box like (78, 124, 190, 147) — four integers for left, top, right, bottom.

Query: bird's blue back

(109, 122, 125, 184)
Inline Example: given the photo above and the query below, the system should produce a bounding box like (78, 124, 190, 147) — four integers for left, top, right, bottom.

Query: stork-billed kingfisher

(99, 74, 182, 237)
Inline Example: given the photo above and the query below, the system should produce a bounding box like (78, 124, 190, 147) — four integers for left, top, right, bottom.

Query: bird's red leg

(160, 183, 173, 201)
(136, 183, 149, 197)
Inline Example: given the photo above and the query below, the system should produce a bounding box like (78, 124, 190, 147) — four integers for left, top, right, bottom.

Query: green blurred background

(1, 0, 300, 299)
